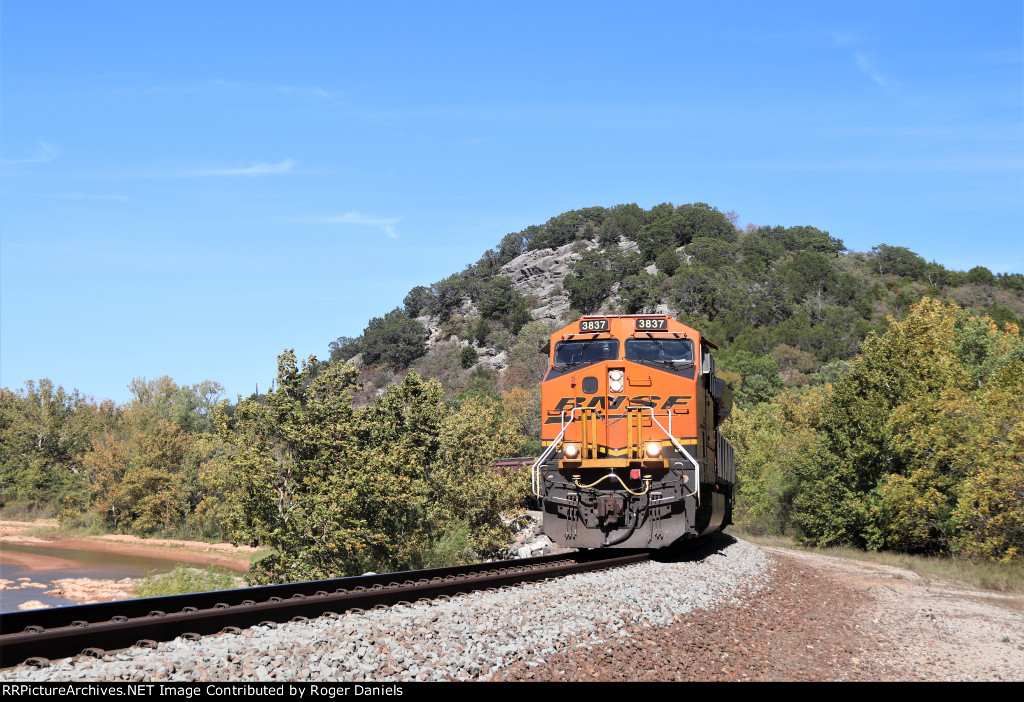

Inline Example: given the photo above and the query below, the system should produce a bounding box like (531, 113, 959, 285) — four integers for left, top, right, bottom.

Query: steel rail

(0, 551, 649, 668)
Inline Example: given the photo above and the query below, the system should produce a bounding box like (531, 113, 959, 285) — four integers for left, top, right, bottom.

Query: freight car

(531, 314, 734, 549)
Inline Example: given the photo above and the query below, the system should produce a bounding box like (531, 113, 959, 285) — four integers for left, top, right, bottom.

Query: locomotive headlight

(563, 443, 580, 459)
(645, 441, 662, 458)
(608, 369, 624, 393)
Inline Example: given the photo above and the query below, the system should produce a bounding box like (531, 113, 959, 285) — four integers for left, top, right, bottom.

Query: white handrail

(646, 406, 700, 506)
(531, 407, 582, 497)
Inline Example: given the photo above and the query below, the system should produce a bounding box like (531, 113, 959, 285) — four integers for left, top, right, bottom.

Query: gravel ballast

(2, 534, 1022, 682)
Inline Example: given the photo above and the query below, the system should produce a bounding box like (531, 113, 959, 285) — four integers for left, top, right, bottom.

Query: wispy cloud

(828, 29, 863, 46)
(854, 51, 896, 91)
(1, 141, 60, 166)
(276, 85, 336, 99)
(197, 158, 296, 176)
(313, 212, 401, 239)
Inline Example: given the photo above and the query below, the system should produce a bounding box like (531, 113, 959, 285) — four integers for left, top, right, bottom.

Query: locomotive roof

(550, 314, 717, 348)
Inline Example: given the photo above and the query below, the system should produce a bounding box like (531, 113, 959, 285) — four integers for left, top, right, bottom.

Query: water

(0, 542, 214, 613)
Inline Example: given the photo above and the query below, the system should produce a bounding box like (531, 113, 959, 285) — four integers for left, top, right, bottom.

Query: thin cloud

(198, 158, 296, 176)
(276, 85, 335, 99)
(314, 212, 401, 239)
(1, 141, 60, 165)
(854, 51, 897, 92)
(828, 29, 863, 46)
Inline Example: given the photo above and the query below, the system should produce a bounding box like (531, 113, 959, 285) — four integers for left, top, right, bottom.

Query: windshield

(625, 338, 694, 365)
(553, 339, 620, 367)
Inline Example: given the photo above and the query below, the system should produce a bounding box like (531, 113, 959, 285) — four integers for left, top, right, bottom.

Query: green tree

(676, 203, 737, 244)
(656, 248, 680, 276)
(618, 274, 658, 314)
(361, 308, 429, 370)
(403, 285, 434, 317)
(328, 336, 361, 363)
(0, 380, 104, 512)
(793, 299, 1024, 560)
(870, 244, 926, 278)
(221, 357, 525, 582)
(564, 249, 614, 313)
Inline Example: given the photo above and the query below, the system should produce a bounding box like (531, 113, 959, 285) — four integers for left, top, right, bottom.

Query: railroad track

(0, 550, 649, 669)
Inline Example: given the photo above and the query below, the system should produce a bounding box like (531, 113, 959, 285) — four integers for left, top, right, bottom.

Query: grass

(133, 564, 241, 598)
(730, 526, 1024, 596)
(249, 547, 276, 568)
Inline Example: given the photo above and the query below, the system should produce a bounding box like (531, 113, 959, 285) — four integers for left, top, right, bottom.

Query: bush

(361, 309, 429, 370)
(459, 345, 477, 369)
(134, 564, 238, 597)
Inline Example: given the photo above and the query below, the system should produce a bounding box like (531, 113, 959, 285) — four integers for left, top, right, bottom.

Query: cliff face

(498, 240, 582, 325)
(412, 235, 677, 366)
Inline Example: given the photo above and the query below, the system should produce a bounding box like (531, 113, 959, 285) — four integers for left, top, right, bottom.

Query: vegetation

(728, 299, 1023, 563)
(3, 200, 1023, 578)
(213, 352, 526, 583)
(133, 564, 238, 598)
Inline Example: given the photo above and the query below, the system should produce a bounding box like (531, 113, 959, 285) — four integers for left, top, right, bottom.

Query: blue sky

(2, 1, 1022, 403)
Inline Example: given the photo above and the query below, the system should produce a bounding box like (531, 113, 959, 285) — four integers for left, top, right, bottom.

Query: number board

(579, 318, 609, 332)
(634, 317, 668, 330)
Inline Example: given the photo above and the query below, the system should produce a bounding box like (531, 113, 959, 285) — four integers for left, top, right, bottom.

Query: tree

(0, 380, 103, 511)
(656, 248, 680, 276)
(564, 249, 614, 313)
(793, 298, 1024, 560)
(635, 215, 680, 261)
(220, 358, 525, 582)
(870, 244, 926, 278)
(84, 420, 190, 533)
(619, 274, 658, 314)
(965, 266, 997, 286)
(360, 309, 429, 370)
(676, 203, 737, 244)
(478, 276, 517, 319)
(403, 285, 434, 317)
(685, 237, 738, 268)
(328, 336, 361, 363)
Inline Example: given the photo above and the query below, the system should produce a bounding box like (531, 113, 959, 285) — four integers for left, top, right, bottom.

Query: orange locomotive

(532, 314, 734, 549)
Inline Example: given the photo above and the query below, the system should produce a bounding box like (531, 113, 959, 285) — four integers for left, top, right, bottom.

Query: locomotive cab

(532, 315, 734, 550)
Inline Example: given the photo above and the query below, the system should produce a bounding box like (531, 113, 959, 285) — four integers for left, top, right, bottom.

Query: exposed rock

(478, 351, 508, 372)
(499, 241, 582, 324)
(17, 600, 50, 610)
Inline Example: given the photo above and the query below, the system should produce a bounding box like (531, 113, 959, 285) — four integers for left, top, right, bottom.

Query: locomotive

(532, 314, 734, 549)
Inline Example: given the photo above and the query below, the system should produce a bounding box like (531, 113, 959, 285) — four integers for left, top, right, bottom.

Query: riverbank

(0, 520, 256, 572)
(0, 520, 257, 610)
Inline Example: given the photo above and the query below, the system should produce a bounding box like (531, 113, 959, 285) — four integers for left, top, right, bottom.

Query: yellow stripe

(541, 438, 697, 451)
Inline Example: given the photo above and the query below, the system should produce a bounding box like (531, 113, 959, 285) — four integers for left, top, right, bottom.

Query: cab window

(625, 338, 694, 365)
(553, 339, 620, 367)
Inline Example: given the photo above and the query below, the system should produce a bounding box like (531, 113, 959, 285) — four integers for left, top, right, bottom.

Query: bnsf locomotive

(532, 314, 734, 549)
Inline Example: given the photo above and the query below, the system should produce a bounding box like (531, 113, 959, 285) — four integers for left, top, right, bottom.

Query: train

(531, 314, 734, 549)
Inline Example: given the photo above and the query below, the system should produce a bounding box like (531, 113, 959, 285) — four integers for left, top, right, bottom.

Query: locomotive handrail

(646, 405, 701, 506)
(531, 406, 583, 497)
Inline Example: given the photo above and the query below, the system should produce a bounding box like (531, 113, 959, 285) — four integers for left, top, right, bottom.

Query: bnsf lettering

(553, 397, 587, 411)
(551, 395, 689, 411)
(661, 395, 692, 409)
(579, 396, 629, 410)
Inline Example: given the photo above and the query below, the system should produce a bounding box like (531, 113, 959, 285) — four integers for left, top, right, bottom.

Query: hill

(328, 201, 1024, 408)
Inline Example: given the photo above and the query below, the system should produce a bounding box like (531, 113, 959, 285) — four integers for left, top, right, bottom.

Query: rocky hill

(332, 201, 1024, 407)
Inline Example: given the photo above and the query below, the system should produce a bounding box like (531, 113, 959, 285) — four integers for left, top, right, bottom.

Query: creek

(0, 541, 212, 612)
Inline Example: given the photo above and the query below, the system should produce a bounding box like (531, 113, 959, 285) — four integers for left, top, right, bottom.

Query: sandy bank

(0, 521, 256, 573)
